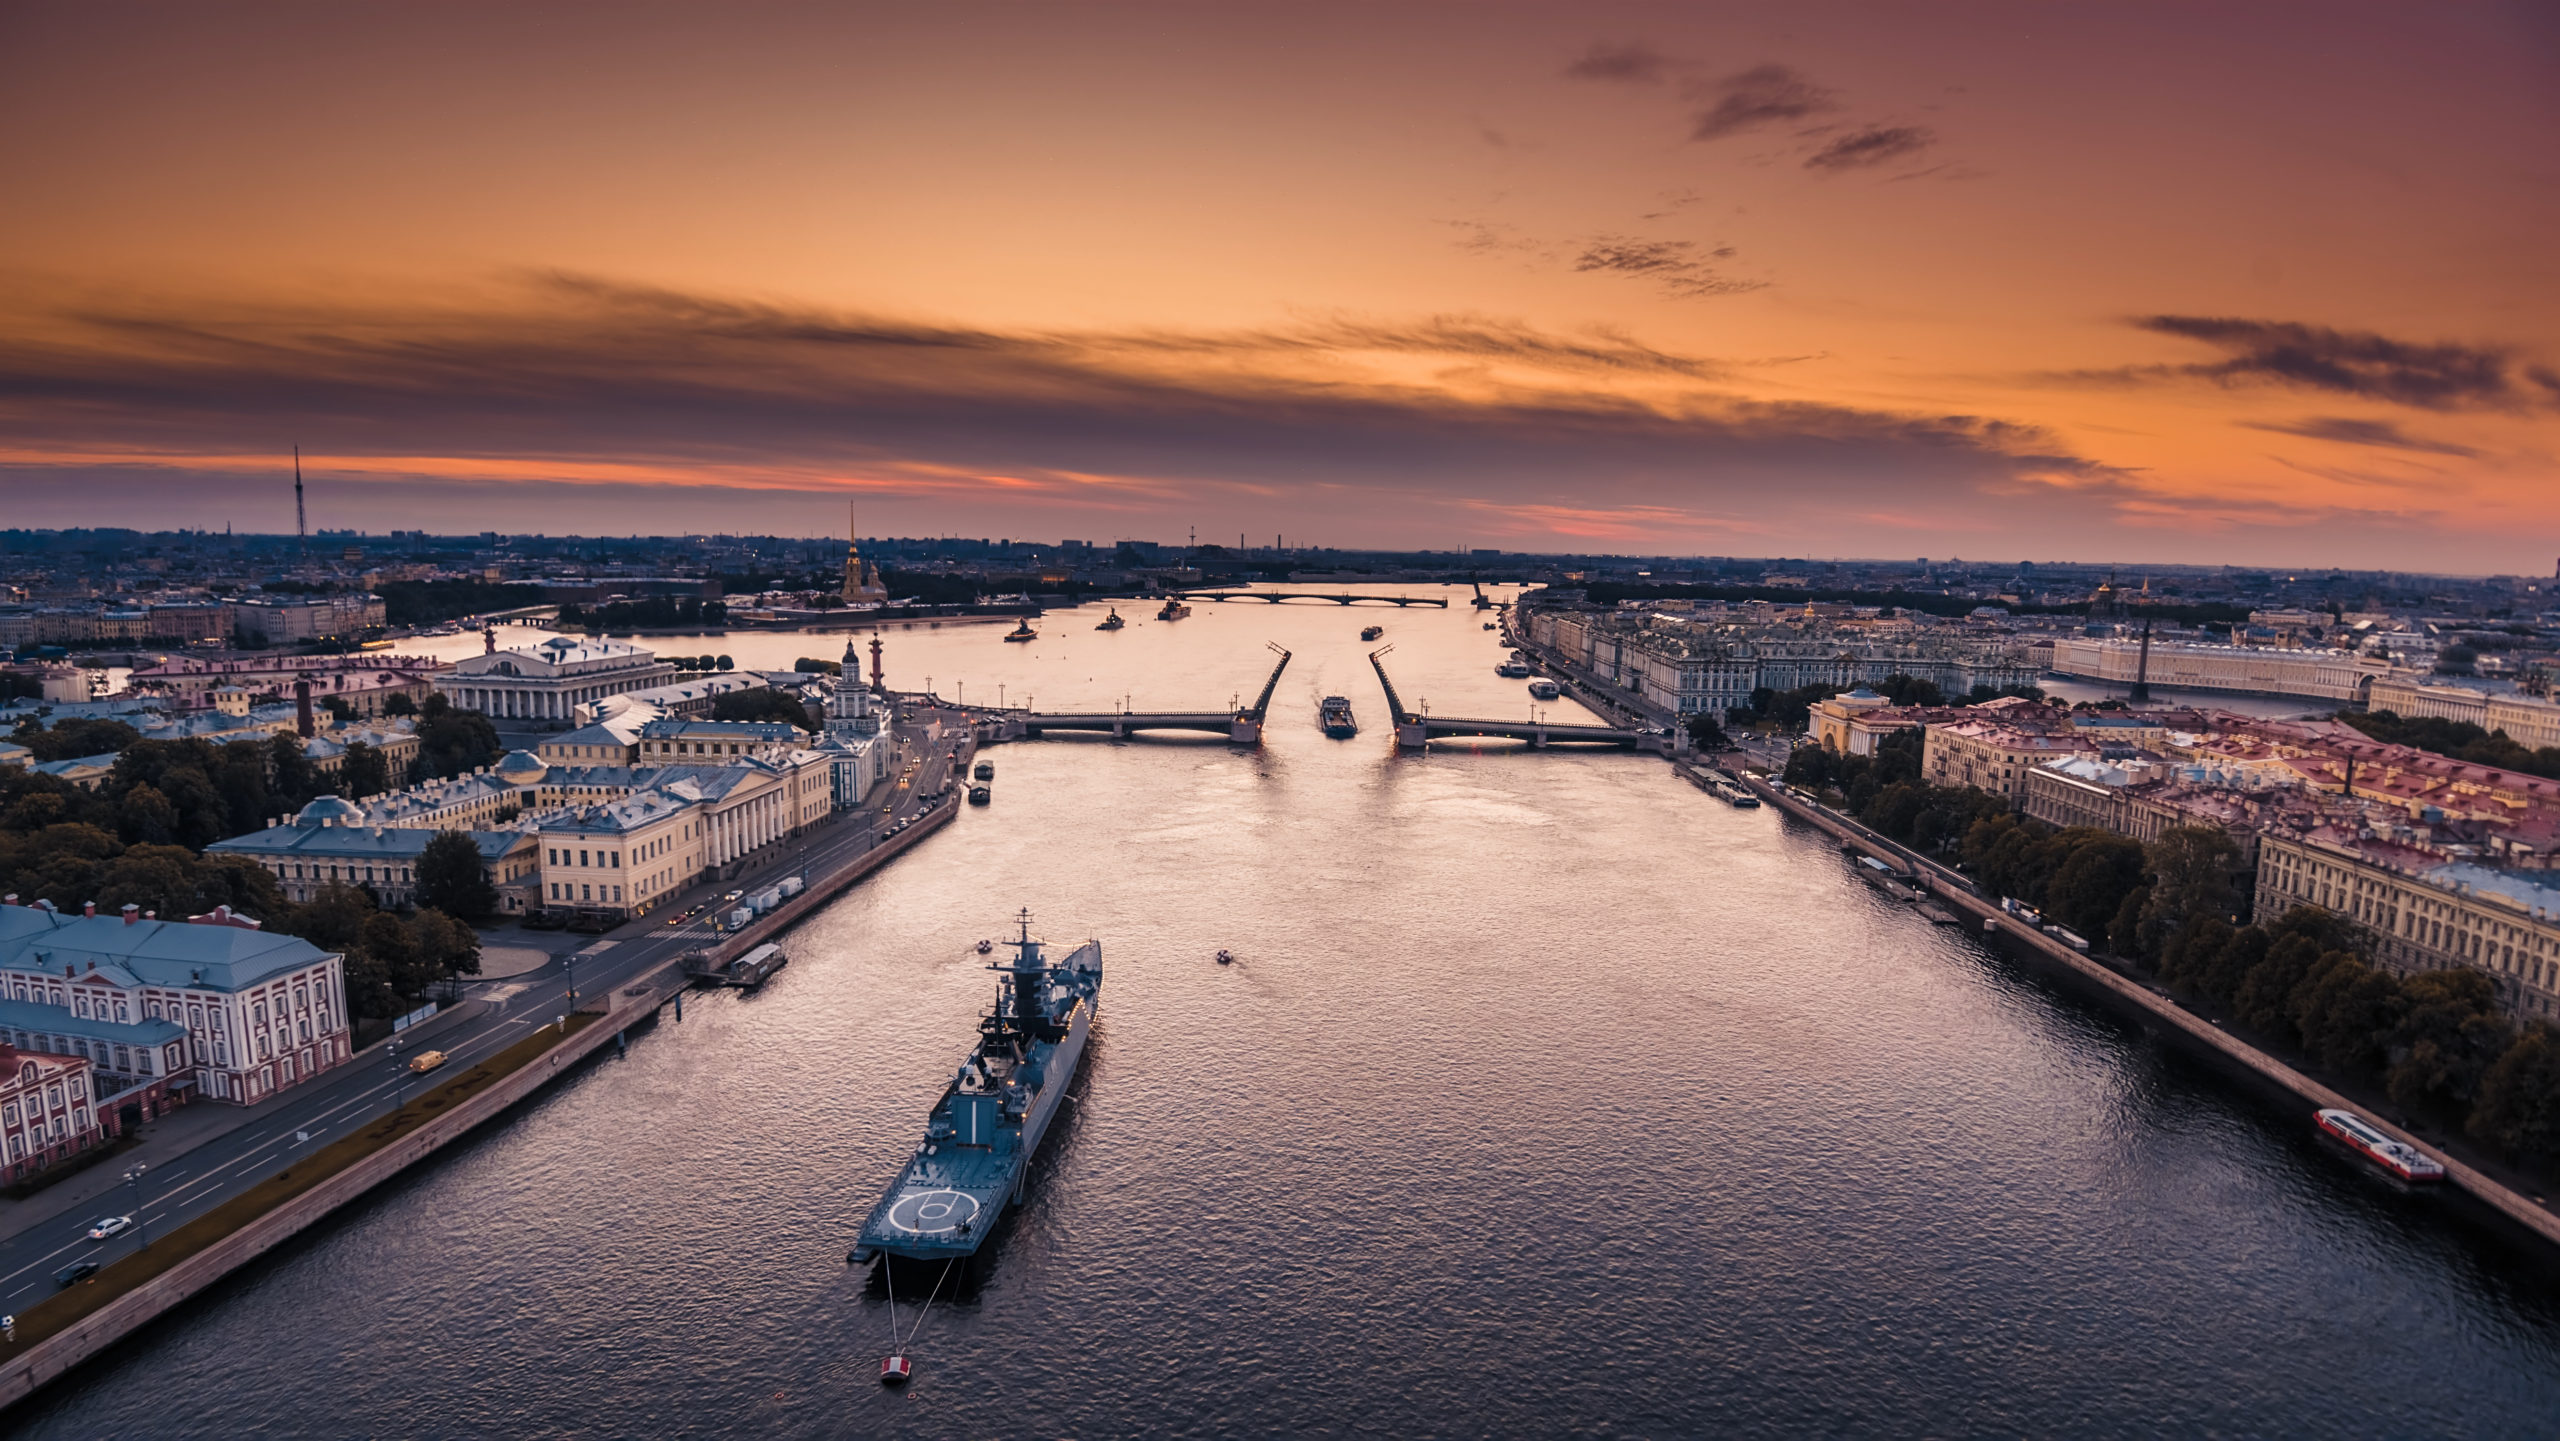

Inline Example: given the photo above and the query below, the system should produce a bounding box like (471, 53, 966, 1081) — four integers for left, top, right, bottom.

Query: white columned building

(438, 638, 678, 730)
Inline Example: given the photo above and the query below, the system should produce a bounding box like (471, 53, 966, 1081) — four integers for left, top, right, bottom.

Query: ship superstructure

(851, 912, 1103, 1266)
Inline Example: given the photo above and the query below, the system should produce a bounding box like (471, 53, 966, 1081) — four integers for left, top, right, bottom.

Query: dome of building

(295, 795, 366, 828)
(494, 749, 549, 785)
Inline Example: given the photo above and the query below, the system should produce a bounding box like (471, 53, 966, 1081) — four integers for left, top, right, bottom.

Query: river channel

(21, 587, 2560, 1436)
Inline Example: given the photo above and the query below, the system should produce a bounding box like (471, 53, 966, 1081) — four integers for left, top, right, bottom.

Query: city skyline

(2, 3, 2554, 568)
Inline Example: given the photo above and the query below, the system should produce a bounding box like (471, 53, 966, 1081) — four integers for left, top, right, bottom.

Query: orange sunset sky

(1, 2, 2554, 570)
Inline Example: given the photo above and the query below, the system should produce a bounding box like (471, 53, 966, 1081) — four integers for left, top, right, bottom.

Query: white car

(86, 1216, 133, 1242)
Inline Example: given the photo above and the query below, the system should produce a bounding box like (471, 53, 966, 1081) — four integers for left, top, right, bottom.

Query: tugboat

(2315, 1108, 2447, 1183)
(850, 912, 1103, 1274)
(1003, 618, 1038, 642)
(1156, 596, 1191, 620)
(1319, 695, 1358, 738)
(973, 760, 994, 781)
(1095, 608, 1125, 630)
(1359, 624, 1384, 642)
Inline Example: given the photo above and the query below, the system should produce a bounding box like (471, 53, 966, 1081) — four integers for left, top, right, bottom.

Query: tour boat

(1003, 619, 1038, 642)
(2315, 1108, 2446, 1183)
(1096, 608, 1126, 630)
(1157, 597, 1191, 620)
(1359, 624, 1383, 641)
(1526, 677, 1560, 700)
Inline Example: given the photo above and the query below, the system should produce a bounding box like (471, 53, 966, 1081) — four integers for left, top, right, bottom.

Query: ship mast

(985, 908, 1057, 1039)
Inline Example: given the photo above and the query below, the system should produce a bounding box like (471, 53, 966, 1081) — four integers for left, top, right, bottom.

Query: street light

(123, 1162, 150, 1249)
(389, 1038, 406, 1112)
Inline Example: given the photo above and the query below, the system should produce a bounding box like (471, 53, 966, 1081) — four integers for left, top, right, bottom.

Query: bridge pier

(1230, 716, 1262, 744)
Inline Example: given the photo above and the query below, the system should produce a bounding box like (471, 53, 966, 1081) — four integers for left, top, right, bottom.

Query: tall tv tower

(294, 445, 308, 554)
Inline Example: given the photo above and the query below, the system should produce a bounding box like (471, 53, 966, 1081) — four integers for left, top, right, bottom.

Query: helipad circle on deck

(886, 1188, 981, 1234)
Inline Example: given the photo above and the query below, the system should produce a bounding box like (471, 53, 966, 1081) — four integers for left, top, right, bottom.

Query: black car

(55, 1257, 101, 1288)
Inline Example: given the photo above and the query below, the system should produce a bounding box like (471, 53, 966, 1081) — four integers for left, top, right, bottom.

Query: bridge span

(1367, 648, 1682, 754)
(984, 644, 1293, 744)
(1174, 589, 1447, 608)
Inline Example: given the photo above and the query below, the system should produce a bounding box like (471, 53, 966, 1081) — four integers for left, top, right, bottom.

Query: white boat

(1526, 677, 1560, 700)
(2315, 1109, 2446, 1183)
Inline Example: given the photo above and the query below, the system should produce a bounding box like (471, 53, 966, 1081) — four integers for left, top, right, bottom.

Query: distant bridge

(988, 644, 1293, 744)
(1367, 648, 1679, 754)
(1173, 590, 1447, 608)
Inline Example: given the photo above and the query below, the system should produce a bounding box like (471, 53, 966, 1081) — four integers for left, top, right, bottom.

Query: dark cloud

(2134, 316, 2529, 410)
(1564, 41, 1672, 84)
(1804, 124, 1934, 171)
(1570, 237, 1758, 298)
(0, 274, 2123, 547)
(1686, 64, 1836, 141)
(2244, 415, 2482, 458)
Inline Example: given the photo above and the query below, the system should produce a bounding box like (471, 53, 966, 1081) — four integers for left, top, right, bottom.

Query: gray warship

(850, 911, 1102, 1267)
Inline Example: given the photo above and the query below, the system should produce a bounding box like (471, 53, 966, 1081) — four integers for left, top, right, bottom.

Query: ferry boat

(851, 912, 1103, 1270)
(1095, 609, 1125, 630)
(1526, 677, 1560, 700)
(1003, 619, 1038, 642)
(968, 784, 992, 805)
(1359, 624, 1384, 641)
(1156, 597, 1191, 620)
(1496, 660, 1531, 678)
(973, 760, 994, 780)
(1319, 695, 1358, 738)
(2315, 1109, 2447, 1183)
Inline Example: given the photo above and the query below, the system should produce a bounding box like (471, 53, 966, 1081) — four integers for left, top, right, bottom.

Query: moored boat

(1526, 677, 1560, 700)
(2315, 1109, 2446, 1182)
(968, 784, 992, 804)
(850, 913, 1103, 1268)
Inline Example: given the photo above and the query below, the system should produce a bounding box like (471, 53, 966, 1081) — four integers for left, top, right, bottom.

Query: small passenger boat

(1003, 619, 1037, 642)
(1359, 624, 1383, 641)
(973, 760, 994, 780)
(1526, 677, 1560, 700)
(1096, 608, 1125, 630)
(2315, 1109, 2446, 1183)
(968, 784, 992, 805)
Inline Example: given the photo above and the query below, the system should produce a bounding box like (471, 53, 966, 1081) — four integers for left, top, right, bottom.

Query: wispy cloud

(1563, 41, 1674, 85)
(1804, 124, 1934, 171)
(0, 272, 2153, 546)
(1685, 64, 1836, 141)
(1569, 237, 1761, 299)
(2245, 415, 2482, 458)
(2129, 316, 2542, 410)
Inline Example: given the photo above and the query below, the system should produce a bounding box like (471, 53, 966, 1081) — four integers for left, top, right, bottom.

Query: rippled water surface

(26, 590, 2560, 1437)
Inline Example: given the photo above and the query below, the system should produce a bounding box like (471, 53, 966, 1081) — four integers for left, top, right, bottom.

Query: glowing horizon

(1, 4, 2552, 570)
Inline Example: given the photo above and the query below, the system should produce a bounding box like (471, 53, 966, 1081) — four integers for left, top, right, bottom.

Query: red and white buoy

(880, 1355, 913, 1385)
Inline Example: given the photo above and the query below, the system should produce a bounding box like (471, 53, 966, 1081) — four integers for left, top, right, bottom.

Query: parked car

(54, 1258, 101, 1288)
(86, 1216, 133, 1242)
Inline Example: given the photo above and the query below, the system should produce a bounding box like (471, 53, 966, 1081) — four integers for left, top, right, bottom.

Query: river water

(25, 588, 2560, 1437)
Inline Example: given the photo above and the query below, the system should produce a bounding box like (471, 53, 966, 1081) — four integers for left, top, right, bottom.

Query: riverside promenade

(1741, 772, 2560, 1252)
(0, 739, 967, 1413)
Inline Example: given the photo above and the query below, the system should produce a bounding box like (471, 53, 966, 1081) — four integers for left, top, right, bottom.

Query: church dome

(494, 749, 550, 785)
(295, 795, 366, 828)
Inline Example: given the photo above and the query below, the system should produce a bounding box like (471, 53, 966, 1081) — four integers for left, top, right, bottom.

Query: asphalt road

(0, 714, 964, 1318)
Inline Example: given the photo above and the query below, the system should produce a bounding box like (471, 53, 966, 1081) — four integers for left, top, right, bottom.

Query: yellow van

(407, 1050, 449, 1075)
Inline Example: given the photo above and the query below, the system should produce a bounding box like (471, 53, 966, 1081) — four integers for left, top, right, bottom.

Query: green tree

(339, 741, 391, 799)
(415, 694, 501, 780)
(115, 781, 178, 845)
(14, 717, 140, 762)
(2133, 826, 2242, 964)
(2471, 1025, 2560, 1161)
(2044, 831, 2148, 939)
(714, 654, 735, 672)
(2385, 968, 2512, 1117)
(382, 692, 418, 717)
(415, 829, 497, 919)
(2290, 953, 2404, 1076)
(268, 732, 316, 808)
(1683, 712, 1730, 750)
